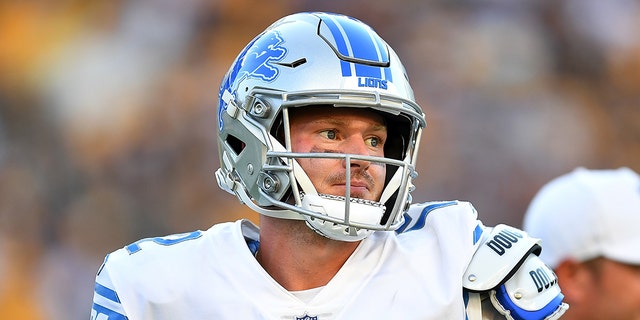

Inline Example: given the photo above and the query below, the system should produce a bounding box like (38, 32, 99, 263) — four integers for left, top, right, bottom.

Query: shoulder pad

(463, 224, 541, 291)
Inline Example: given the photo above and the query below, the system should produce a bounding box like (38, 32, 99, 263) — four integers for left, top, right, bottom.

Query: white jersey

(91, 201, 485, 320)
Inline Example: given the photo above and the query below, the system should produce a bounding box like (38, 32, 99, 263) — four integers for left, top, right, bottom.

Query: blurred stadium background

(1, 0, 639, 319)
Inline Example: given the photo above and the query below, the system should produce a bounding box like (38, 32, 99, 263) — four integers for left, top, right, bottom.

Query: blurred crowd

(0, 0, 638, 319)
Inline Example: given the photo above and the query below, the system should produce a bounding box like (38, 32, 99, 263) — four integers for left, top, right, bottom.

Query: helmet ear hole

(382, 115, 409, 161)
(226, 134, 246, 155)
(270, 114, 285, 144)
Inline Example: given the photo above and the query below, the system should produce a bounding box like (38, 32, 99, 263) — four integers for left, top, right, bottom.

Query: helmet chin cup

(302, 193, 385, 242)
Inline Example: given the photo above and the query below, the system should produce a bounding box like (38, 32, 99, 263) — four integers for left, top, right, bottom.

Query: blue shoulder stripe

(92, 303, 128, 320)
(95, 283, 121, 303)
(396, 201, 457, 233)
(93, 283, 128, 319)
(473, 224, 483, 245)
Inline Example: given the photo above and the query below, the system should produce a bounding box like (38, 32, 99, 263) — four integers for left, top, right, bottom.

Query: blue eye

(321, 130, 337, 140)
(366, 137, 382, 148)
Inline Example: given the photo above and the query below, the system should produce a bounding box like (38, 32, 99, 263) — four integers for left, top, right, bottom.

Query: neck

(256, 215, 360, 291)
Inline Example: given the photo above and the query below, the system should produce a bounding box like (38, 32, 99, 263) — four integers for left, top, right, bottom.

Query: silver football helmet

(215, 12, 426, 241)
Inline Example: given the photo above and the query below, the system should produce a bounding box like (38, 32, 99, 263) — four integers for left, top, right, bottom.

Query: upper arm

(91, 254, 129, 320)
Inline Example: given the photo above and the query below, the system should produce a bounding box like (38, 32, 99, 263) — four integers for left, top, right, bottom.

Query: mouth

(348, 180, 370, 188)
(331, 182, 371, 199)
(338, 182, 368, 190)
(322, 172, 378, 200)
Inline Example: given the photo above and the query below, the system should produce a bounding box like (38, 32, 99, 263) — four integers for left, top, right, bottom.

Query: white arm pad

(463, 224, 541, 291)
(463, 224, 569, 320)
(490, 253, 569, 319)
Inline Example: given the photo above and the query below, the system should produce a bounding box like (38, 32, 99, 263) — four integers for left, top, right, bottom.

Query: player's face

(288, 107, 387, 202)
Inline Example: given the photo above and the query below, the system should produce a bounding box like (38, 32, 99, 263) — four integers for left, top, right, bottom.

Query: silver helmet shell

(215, 12, 426, 241)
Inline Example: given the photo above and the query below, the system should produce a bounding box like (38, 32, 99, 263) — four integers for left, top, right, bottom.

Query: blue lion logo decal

(218, 31, 287, 131)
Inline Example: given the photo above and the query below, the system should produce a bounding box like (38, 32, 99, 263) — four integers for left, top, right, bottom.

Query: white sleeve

(90, 254, 129, 320)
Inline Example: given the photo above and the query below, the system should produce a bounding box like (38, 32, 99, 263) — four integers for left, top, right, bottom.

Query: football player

(91, 12, 568, 319)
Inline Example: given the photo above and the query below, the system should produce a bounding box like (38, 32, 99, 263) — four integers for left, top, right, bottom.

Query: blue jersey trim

(396, 201, 458, 233)
(473, 224, 483, 245)
(125, 231, 203, 254)
(396, 213, 413, 233)
(92, 303, 129, 320)
(95, 282, 121, 303)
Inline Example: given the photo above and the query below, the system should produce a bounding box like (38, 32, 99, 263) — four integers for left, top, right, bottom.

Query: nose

(342, 136, 372, 169)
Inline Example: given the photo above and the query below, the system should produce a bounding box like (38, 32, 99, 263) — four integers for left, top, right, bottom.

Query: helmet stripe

(318, 13, 391, 81)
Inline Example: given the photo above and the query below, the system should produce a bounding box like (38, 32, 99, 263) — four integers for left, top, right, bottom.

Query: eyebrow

(313, 118, 387, 131)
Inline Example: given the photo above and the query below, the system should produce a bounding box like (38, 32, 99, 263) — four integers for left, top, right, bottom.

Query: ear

(554, 259, 593, 303)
